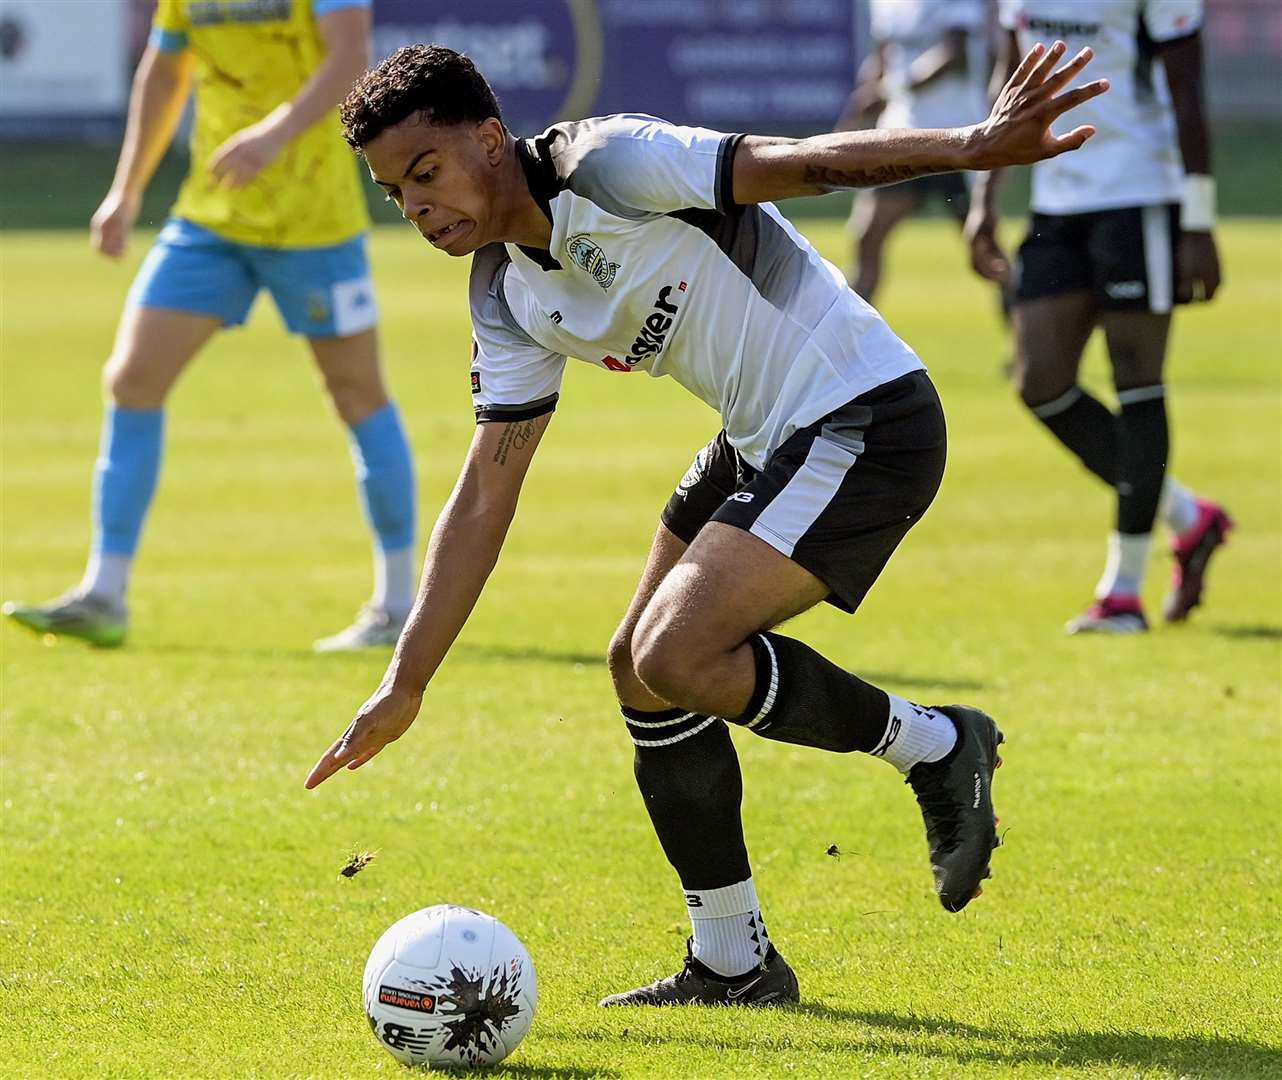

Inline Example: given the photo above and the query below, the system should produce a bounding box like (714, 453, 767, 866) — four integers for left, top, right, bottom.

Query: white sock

(1160, 478, 1200, 535)
(1096, 531, 1150, 598)
(685, 878, 770, 978)
(374, 545, 415, 619)
(80, 552, 131, 605)
(872, 694, 957, 773)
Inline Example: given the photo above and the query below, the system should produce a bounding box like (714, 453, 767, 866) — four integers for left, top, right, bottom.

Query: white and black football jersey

(870, 0, 989, 132)
(468, 114, 923, 471)
(999, 0, 1203, 215)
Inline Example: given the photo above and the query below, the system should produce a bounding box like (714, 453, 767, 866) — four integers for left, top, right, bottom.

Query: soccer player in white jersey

(837, 0, 989, 300)
(965, 0, 1232, 634)
(306, 43, 1105, 1005)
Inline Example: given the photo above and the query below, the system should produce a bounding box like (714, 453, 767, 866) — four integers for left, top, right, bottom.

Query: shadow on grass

(789, 1004, 1282, 1077)
(1209, 623, 1282, 641)
(439, 1066, 616, 1080)
(455, 643, 608, 667)
(553, 1006, 1280, 1076)
(114, 638, 989, 692)
(859, 670, 987, 692)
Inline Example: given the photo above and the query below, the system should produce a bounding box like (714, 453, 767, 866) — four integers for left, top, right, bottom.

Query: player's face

(364, 116, 506, 257)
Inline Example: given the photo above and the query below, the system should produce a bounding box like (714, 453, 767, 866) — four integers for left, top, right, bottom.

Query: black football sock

(1029, 385, 1118, 485)
(1115, 385, 1169, 535)
(624, 707, 751, 891)
(729, 632, 891, 753)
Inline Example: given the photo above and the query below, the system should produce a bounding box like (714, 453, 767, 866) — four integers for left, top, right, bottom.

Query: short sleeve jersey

(870, 0, 989, 131)
(468, 115, 923, 471)
(998, 0, 1203, 214)
(151, 0, 371, 248)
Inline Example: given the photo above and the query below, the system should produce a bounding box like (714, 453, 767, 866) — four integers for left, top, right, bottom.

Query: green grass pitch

(1, 219, 1279, 1078)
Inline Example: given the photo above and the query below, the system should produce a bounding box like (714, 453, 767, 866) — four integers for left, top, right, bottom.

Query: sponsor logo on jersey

(566, 233, 620, 289)
(623, 281, 685, 366)
(378, 985, 438, 1013)
(188, 0, 291, 27)
(548, 309, 563, 324)
(1017, 14, 1101, 37)
(470, 371, 481, 394)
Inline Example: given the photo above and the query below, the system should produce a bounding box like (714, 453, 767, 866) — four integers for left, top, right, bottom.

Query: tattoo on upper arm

(802, 162, 953, 190)
(491, 419, 539, 466)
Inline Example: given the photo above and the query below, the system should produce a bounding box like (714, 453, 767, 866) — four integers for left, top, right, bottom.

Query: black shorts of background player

(306, 41, 1104, 1007)
(965, 2, 1232, 634)
(835, 0, 985, 302)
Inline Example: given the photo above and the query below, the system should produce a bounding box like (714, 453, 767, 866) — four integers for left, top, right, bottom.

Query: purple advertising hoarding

(371, 0, 856, 136)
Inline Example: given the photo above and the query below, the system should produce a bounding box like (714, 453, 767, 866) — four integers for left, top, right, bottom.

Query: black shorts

(1013, 204, 1181, 314)
(660, 371, 947, 614)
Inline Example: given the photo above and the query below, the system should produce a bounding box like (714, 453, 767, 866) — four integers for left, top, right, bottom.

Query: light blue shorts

(128, 218, 379, 338)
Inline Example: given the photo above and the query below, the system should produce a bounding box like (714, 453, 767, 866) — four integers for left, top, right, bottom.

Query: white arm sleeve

(547, 114, 743, 216)
(468, 248, 566, 423)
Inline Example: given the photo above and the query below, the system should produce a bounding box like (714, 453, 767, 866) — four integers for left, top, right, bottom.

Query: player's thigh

(635, 521, 830, 677)
(1011, 213, 1100, 405)
(1090, 207, 1176, 391)
(635, 371, 947, 669)
(606, 523, 690, 708)
(108, 220, 253, 405)
(1011, 294, 1097, 406)
(608, 433, 738, 693)
(104, 305, 223, 407)
(307, 327, 388, 426)
(1100, 311, 1171, 391)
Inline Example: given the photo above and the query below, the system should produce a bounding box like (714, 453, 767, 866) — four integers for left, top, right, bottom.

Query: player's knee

(102, 353, 164, 408)
(606, 624, 638, 697)
(324, 372, 388, 427)
(631, 624, 704, 704)
(1012, 356, 1066, 411)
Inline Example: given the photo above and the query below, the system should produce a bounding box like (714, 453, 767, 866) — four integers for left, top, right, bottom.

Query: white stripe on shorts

(748, 435, 860, 558)
(1142, 205, 1173, 315)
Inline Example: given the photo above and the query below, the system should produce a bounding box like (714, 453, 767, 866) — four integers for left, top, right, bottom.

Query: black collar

(514, 137, 562, 271)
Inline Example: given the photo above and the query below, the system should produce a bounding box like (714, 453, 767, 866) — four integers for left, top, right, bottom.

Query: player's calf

(729, 632, 1003, 911)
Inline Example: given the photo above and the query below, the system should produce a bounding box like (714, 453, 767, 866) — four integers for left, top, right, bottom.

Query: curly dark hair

(340, 45, 503, 150)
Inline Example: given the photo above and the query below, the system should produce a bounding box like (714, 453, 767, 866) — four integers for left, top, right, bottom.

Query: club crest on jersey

(566, 233, 620, 290)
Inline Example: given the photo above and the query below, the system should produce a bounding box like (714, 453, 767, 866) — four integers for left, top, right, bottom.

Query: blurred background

(0, 0, 1278, 231)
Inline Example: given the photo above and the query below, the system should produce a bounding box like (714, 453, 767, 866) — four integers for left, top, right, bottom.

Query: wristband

(1181, 174, 1216, 232)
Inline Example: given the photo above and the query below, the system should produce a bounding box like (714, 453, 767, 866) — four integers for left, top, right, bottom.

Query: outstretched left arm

(732, 40, 1107, 204)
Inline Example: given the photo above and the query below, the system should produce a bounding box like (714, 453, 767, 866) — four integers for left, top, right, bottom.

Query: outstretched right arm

(305, 412, 552, 789)
(92, 43, 194, 258)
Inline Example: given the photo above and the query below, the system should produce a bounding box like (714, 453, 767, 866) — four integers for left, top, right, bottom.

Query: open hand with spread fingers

(305, 681, 423, 789)
(967, 40, 1109, 170)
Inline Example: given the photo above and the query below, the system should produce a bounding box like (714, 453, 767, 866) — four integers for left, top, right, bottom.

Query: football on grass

(363, 905, 537, 1068)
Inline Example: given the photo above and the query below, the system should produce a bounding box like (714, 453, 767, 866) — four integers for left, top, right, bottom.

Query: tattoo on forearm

(491, 419, 538, 465)
(803, 162, 954, 190)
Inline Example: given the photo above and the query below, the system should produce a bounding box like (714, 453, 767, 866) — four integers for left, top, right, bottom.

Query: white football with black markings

(362, 904, 537, 1068)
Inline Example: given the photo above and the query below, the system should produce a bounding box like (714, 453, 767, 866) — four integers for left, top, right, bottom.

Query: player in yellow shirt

(4, 0, 417, 651)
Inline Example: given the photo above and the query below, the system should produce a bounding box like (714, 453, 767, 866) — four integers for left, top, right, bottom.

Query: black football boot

(906, 704, 1004, 912)
(599, 940, 799, 1007)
